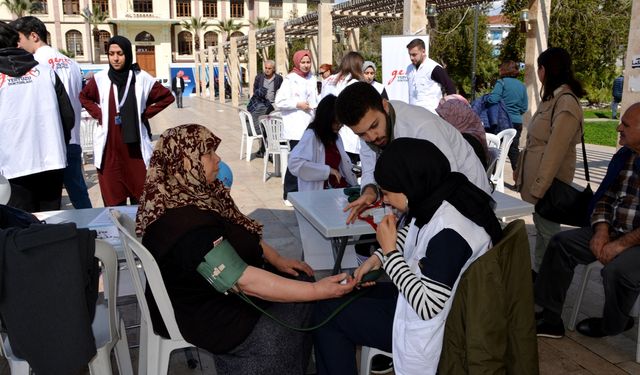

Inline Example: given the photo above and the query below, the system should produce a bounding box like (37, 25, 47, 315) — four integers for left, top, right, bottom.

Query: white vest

(0, 63, 67, 179)
(34, 46, 83, 146)
(406, 58, 442, 114)
(92, 69, 155, 169)
(392, 203, 491, 374)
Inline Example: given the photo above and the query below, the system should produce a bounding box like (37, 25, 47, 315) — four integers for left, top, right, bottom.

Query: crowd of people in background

(2, 12, 639, 374)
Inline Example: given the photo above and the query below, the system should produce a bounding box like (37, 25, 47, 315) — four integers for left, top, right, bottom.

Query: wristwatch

(381, 249, 399, 262)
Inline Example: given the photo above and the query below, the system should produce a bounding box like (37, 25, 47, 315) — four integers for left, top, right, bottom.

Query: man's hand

(343, 187, 377, 224)
(598, 240, 625, 264)
(590, 223, 610, 259)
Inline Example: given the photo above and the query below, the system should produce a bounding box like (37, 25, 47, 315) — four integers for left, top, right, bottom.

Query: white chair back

(487, 129, 516, 192)
(238, 109, 263, 161)
(80, 109, 96, 165)
(260, 116, 290, 184)
(0, 174, 10, 205)
(109, 209, 195, 375)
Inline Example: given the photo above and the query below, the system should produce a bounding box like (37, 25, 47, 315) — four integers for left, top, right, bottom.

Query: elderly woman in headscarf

(436, 95, 489, 169)
(313, 138, 502, 375)
(80, 35, 174, 207)
(275, 49, 319, 204)
(136, 124, 354, 374)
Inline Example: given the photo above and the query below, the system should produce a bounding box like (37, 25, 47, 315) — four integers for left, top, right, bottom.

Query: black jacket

(0, 223, 99, 375)
(171, 76, 185, 94)
(252, 72, 283, 100)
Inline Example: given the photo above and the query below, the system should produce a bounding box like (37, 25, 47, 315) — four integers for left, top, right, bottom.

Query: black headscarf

(374, 138, 502, 244)
(107, 36, 140, 144)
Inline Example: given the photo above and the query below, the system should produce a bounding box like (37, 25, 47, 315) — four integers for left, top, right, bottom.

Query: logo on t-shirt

(0, 68, 41, 88)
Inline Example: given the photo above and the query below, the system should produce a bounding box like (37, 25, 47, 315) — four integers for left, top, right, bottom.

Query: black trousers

(534, 226, 640, 334)
(8, 168, 64, 213)
(508, 123, 522, 171)
(283, 140, 299, 200)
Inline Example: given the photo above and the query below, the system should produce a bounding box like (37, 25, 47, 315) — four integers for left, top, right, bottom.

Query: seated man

(535, 102, 640, 338)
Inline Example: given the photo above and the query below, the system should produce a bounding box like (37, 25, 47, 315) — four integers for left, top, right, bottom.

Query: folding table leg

(331, 236, 350, 275)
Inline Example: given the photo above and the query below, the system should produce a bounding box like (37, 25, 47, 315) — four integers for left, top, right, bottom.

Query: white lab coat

(320, 74, 361, 154)
(274, 72, 318, 141)
(406, 58, 442, 114)
(359, 101, 491, 194)
(288, 129, 357, 191)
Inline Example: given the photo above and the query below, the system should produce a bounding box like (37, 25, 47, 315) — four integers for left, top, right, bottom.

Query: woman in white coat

(275, 49, 318, 203)
(320, 52, 365, 164)
(313, 138, 503, 375)
(288, 95, 357, 192)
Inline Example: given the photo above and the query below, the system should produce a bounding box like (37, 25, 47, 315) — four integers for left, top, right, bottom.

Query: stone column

(347, 28, 360, 51)
(403, 0, 426, 35)
(621, 0, 640, 117)
(275, 19, 287, 76)
(208, 46, 215, 101)
(523, 0, 551, 124)
(230, 36, 240, 107)
(317, 3, 333, 66)
(218, 33, 226, 104)
(194, 51, 201, 97)
(248, 28, 257, 96)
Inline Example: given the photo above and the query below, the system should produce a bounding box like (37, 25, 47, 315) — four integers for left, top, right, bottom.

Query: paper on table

(88, 206, 138, 247)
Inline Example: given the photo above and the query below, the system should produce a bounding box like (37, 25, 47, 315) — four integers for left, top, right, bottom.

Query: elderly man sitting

(535, 102, 640, 338)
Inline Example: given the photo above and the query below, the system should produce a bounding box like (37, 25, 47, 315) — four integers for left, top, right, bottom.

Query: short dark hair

(406, 38, 425, 50)
(335, 82, 384, 127)
(9, 16, 47, 44)
(0, 21, 19, 49)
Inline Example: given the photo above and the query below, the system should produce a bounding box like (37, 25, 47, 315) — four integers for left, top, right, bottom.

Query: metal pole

(471, 4, 479, 100)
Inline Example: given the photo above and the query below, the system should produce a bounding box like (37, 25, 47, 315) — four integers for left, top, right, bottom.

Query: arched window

(99, 30, 111, 54)
(65, 30, 83, 56)
(204, 31, 218, 48)
(177, 31, 192, 55)
(230, 31, 243, 39)
(135, 31, 155, 42)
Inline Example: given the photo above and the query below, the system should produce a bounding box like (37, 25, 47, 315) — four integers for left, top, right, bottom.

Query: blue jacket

(471, 94, 513, 134)
(587, 147, 634, 218)
(486, 77, 528, 125)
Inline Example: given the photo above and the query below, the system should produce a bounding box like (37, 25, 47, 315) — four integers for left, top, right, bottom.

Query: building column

(194, 51, 201, 97)
(309, 36, 319, 72)
(523, 0, 551, 124)
(218, 33, 226, 104)
(275, 19, 287, 76)
(317, 3, 332, 67)
(208, 46, 215, 101)
(230, 36, 240, 107)
(621, 0, 640, 119)
(403, 0, 426, 35)
(248, 28, 257, 95)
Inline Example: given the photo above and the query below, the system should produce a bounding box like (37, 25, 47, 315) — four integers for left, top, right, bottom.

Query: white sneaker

(283, 199, 293, 207)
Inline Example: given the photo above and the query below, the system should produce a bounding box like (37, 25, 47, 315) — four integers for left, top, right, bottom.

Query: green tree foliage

(250, 17, 272, 30)
(211, 19, 241, 42)
(182, 16, 214, 50)
(358, 20, 402, 81)
(1, 0, 40, 18)
(430, 6, 497, 97)
(81, 4, 108, 63)
(547, 0, 631, 104)
(499, 0, 527, 63)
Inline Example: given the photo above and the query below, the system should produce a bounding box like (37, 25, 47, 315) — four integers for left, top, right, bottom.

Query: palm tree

(212, 19, 243, 42)
(181, 16, 212, 52)
(1, 0, 34, 18)
(81, 4, 108, 64)
(250, 17, 272, 30)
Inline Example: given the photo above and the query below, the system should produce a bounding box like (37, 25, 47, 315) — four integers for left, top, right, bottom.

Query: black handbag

(535, 95, 592, 226)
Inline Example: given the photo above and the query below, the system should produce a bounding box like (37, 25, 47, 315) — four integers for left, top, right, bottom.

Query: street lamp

(426, 3, 437, 29)
(520, 9, 530, 33)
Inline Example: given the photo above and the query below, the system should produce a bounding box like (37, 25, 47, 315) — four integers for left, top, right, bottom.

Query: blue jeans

(64, 144, 92, 209)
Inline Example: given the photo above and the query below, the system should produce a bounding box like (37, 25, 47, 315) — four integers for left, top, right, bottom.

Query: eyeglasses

(317, 71, 326, 76)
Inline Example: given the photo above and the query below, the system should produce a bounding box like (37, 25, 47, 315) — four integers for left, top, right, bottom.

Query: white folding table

(288, 189, 534, 274)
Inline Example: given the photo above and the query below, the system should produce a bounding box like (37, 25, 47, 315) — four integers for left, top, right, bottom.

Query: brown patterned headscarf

(135, 124, 263, 237)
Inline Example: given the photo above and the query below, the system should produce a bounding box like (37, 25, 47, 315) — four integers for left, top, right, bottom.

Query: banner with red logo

(381, 35, 430, 103)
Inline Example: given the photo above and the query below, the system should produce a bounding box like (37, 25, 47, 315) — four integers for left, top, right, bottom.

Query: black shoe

(370, 354, 393, 374)
(536, 319, 565, 339)
(255, 150, 265, 158)
(576, 317, 634, 338)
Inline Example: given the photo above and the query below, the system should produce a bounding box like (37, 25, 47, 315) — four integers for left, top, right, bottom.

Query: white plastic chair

(0, 240, 134, 375)
(80, 109, 96, 165)
(567, 260, 640, 362)
(360, 346, 392, 375)
(486, 129, 516, 192)
(239, 109, 263, 162)
(110, 210, 196, 375)
(260, 116, 290, 184)
(0, 174, 10, 205)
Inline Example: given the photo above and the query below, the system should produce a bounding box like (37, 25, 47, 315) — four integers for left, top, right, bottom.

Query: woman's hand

(270, 255, 314, 277)
(313, 273, 356, 299)
(376, 214, 398, 254)
(330, 168, 342, 184)
(296, 101, 311, 111)
(353, 255, 382, 287)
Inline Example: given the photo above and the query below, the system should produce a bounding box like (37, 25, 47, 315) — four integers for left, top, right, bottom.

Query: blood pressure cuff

(197, 238, 248, 294)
